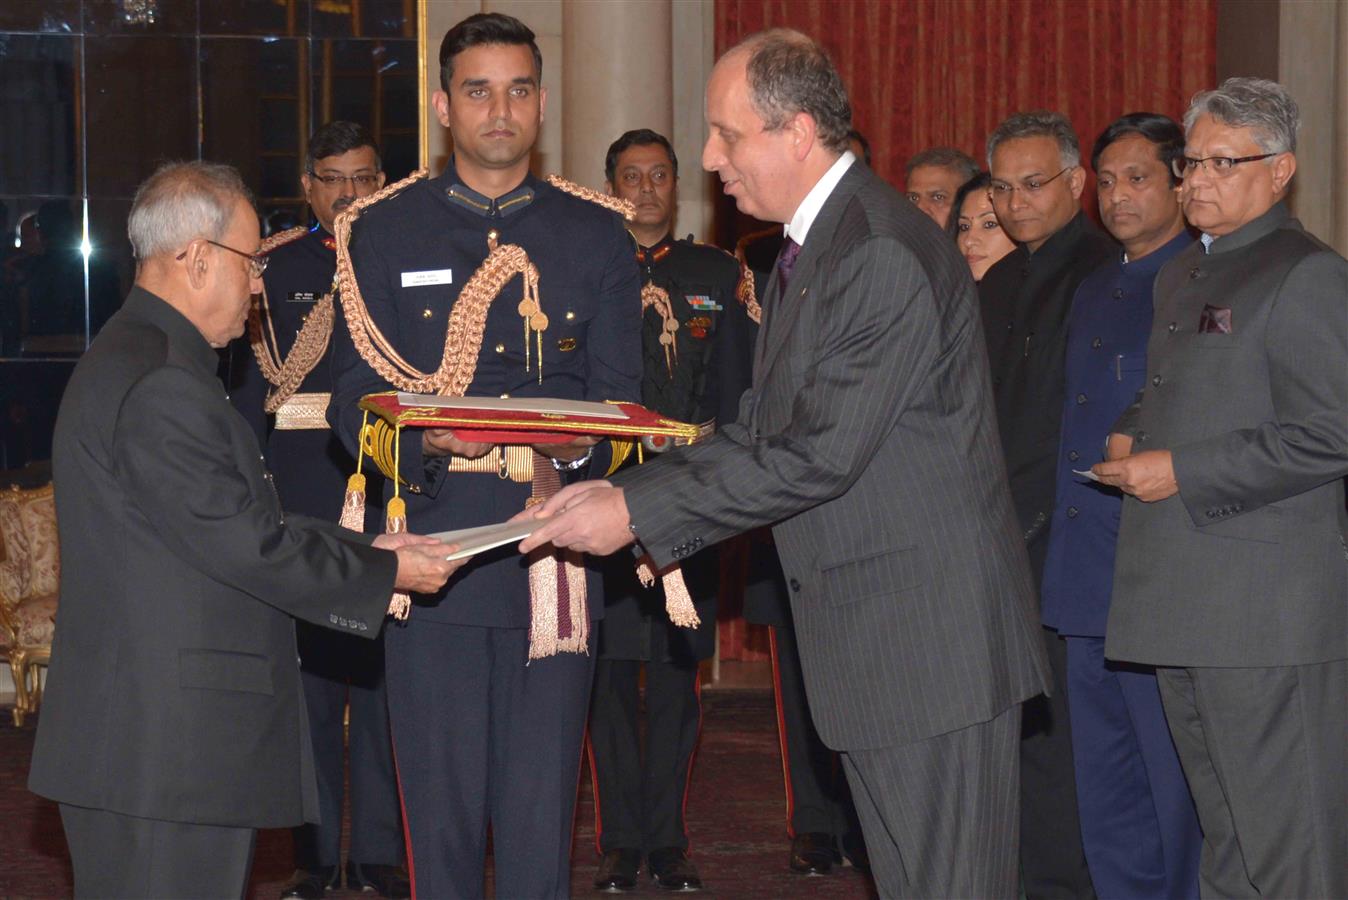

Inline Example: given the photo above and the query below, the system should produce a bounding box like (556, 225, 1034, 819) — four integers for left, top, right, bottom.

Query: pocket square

(1198, 304, 1233, 334)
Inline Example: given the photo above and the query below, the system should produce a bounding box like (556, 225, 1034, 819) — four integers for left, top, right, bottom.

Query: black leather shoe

(789, 832, 837, 875)
(841, 838, 871, 875)
(593, 848, 641, 892)
(279, 867, 338, 899)
(647, 847, 703, 891)
(345, 862, 411, 899)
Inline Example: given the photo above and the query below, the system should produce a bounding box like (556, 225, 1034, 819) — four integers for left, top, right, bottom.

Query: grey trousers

(60, 803, 256, 899)
(841, 704, 1021, 899)
(1157, 660, 1347, 899)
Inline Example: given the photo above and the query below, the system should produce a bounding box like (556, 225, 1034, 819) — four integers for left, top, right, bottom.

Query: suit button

(1068, 450, 1080, 462)
(422, 308, 433, 319)
(1189, 267, 1201, 279)
(500, 393, 510, 399)
(1076, 393, 1088, 404)
(1167, 322, 1178, 333)
(1066, 506, 1079, 518)
(1206, 510, 1216, 518)
(1112, 288, 1124, 300)
(565, 310, 576, 321)
(1152, 375, 1163, 387)
(789, 578, 801, 592)
(329, 613, 339, 624)
(1091, 337, 1102, 349)
(495, 342, 505, 353)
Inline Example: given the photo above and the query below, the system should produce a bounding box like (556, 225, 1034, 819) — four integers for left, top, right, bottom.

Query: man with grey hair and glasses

(1094, 76, 1347, 898)
(28, 161, 461, 898)
(979, 109, 1115, 900)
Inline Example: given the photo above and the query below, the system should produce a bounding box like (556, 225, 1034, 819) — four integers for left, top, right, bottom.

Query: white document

(428, 520, 540, 561)
(395, 392, 630, 420)
(400, 269, 453, 287)
(1073, 468, 1102, 483)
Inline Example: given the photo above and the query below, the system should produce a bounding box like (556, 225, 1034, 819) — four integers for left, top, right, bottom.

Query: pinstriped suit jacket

(617, 163, 1051, 750)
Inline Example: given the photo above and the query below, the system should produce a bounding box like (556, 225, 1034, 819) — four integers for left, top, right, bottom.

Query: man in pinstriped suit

(522, 29, 1051, 897)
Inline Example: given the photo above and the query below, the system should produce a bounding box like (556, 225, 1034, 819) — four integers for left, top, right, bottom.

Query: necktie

(776, 236, 802, 290)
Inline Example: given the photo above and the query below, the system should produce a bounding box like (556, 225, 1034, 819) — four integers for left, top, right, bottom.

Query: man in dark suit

(326, 13, 642, 898)
(1096, 77, 1347, 899)
(980, 109, 1116, 900)
(227, 121, 408, 900)
(522, 29, 1051, 897)
(27, 161, 460, 898)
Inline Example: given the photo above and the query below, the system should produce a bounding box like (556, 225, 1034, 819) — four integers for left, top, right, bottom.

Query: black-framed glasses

(988, 166, 1074, 201)
(175, 239, 268, 278)
(307, 171, 380, 189)
(1171, 153, 1276, 179)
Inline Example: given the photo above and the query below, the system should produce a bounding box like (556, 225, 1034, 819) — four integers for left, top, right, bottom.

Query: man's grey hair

(905, 147, 978, 183)
(1183, 77, 1300, 154)
(128, 161, 253, 261)
(734, 29, 852, 153)
(986, 111, 1081, 170)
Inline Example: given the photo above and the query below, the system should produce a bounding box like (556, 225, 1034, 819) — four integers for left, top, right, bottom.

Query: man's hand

(373, 532, 466, 592)
(1105, 432, 1134, 461)
(1092, 449, 1178, 502)
(422, 428, 493, 460)
(515, 480, 635, 555)
(532, 434, 599, 462)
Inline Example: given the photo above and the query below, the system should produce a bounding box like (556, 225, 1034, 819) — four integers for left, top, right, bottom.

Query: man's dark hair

(847, 128, 872, 167)
(439, 12, 542, 93)
(305, 120, 381, 172)
(946, 171, 992, 240)
(905, 147, 977, 183)
(738, 29, 852, 153)
(1091, 112, 1186, 185)
(604, 129, 678, 184)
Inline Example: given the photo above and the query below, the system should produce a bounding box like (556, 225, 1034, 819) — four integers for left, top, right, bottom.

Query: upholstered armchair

(0, 483, 59, 727)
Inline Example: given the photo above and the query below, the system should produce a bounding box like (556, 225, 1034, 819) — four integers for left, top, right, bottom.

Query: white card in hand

(1073, 468, 1102, 482)
(427, 520, 539, 561)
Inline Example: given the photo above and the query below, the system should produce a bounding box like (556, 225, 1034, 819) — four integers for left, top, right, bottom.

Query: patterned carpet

(0, 689, 875, 899)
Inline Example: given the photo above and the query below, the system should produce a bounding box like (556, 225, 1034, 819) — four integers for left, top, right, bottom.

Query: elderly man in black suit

(521, 29, 1050, 897)
(28, 161, 460, 899)
(1097, 77, 1347, 899)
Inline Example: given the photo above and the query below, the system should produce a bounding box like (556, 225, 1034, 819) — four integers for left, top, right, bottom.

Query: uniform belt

(447, 445, 534, 483)
(274, 392, 331, 431)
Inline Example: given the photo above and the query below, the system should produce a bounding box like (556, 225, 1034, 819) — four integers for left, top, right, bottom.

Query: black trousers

(1019, 626, 1095, 898)
(769, 622, 863, 846)
(385, 620, 595, 900)
(588, 656, 703, 853)
(60, 803, 255, 899)
(293, 620, 402, 871)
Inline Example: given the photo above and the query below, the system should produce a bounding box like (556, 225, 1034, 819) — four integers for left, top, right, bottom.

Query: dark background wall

(0, 0, 421, 471)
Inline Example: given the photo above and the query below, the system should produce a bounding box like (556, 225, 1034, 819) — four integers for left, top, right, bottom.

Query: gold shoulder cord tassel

(636, 557, 701, 629)
(385, 421, 412, 620)
(340, 410, 372, 532)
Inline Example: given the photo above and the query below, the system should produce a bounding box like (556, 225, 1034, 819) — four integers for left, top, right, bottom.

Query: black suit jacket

(29, 287, 397, 828)
(619, 162, 1050, 749)
(979, 212, 1117, 585)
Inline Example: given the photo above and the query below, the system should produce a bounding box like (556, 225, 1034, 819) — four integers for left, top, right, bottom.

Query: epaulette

(685, 235, 740, 263)
(545, 174, 635, 221)
(260, 225, 308, 255)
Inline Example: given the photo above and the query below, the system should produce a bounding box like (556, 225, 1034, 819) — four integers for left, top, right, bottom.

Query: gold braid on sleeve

(544, 175, 636, 221)
(333, 169, 548, 396)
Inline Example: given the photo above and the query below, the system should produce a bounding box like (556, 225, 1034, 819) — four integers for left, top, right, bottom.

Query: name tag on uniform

(686, 294, 722, 311)
(287, 291, 319, 303)
(401, 269, 453, 288)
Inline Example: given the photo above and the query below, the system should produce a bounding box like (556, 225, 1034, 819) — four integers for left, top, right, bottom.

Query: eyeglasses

(1171, 153, 1276, 179)
(307, 172, 380, 189)
(988, 167, 1074, 201)
(175, 239, 268, 278)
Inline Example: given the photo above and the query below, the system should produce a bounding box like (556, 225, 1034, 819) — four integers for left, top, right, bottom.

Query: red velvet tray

(358, 391, 704, 445)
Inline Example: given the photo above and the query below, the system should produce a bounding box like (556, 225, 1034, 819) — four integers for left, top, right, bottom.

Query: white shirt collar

(784, 151, 856, 246)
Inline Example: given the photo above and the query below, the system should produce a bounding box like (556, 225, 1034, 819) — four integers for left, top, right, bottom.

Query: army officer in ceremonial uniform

(587, 129, 752, 893)
(326, 14, 641, 899)
(228, 121, 409, 900)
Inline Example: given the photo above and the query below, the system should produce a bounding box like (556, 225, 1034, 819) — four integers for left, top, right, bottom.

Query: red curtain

(713, 0, 1217, 662)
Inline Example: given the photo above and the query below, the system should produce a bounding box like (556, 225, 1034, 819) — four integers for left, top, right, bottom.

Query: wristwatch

(550, 447, 594, 472)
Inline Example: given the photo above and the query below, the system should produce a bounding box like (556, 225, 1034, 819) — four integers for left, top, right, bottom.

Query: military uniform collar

(437, 158, 536, 219)
(1203, 201, 1291, 255)
(123, 286, 220, 377)
(636, 234, 675, 265)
